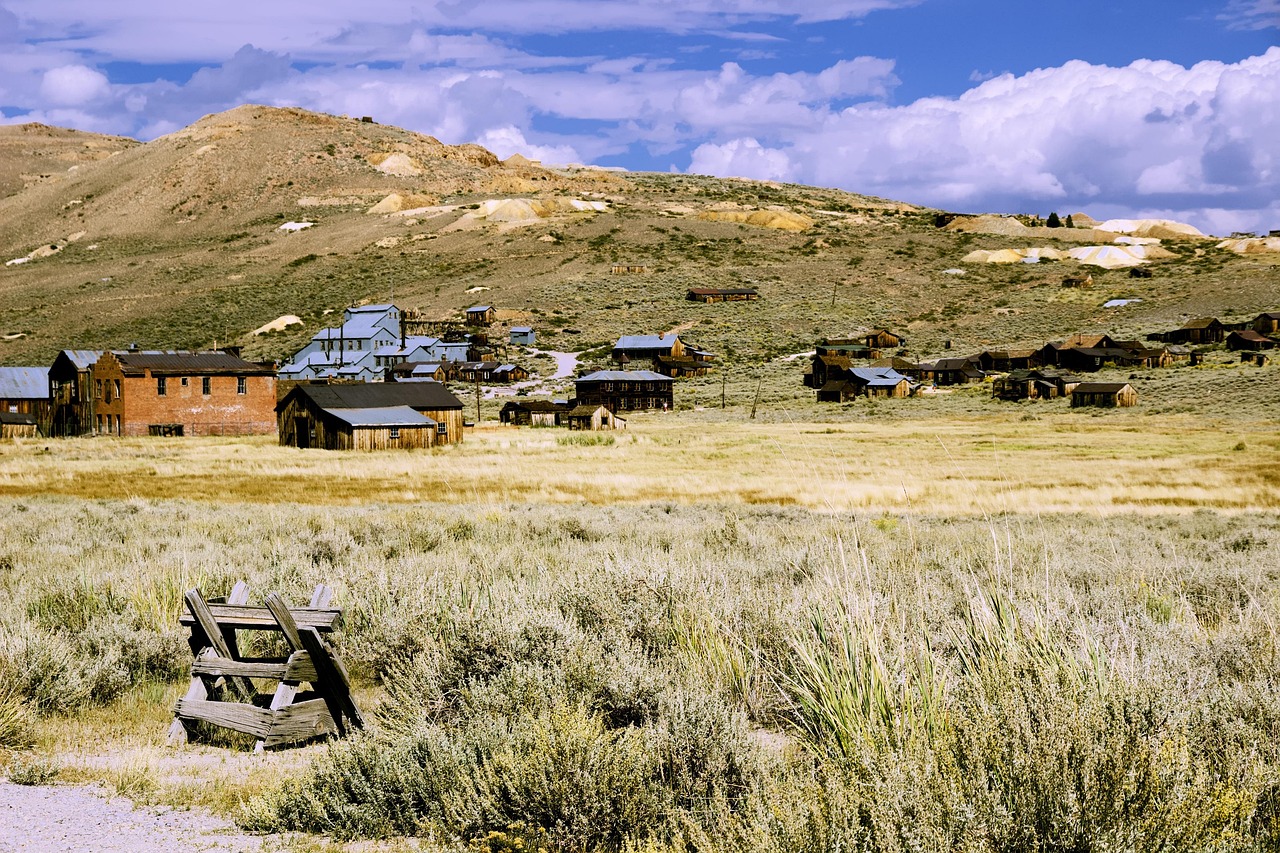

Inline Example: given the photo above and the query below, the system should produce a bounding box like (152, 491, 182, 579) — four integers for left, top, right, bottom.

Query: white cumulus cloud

(39, 64, 109, 105)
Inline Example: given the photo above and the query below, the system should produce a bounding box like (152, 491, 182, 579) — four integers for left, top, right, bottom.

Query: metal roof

(59, 350, 103, 370)
(466, 305, 492, 312)
(321, 406, 436, 428)
(510, 326, 532, 333)
(113, 351, 273, 375)
(577, 370, 671, 382)
(848, 367, 910, 386)
(0, 367, 49, 399)
(614, 334, 678, 350)
(286, 382, 463, 412)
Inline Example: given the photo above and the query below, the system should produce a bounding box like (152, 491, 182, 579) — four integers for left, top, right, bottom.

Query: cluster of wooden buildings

(611, 333, 717, 378)
(499, 369, 675, 431)
(801, 314, 1275, 409)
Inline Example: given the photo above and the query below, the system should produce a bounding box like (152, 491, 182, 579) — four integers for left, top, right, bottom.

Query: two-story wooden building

(91, 350, 277, 437)
(48, 350, 103, 436)
(574, 370, 673, 412)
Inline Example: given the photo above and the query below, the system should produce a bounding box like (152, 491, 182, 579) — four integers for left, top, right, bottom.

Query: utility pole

(475, 378, 481, 425)
(721, 368, 726, 409)
(750, 376, 761, 419)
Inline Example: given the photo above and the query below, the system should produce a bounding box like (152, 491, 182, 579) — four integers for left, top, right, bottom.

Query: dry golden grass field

(1, 409, 1276, 512)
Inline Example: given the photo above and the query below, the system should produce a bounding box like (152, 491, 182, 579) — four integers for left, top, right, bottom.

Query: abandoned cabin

(1227, 330, 1278, 351)
(1253, 312, 1280, 336)
(0, 411, 38, 439)
(611, 334, 716, 377)
(686, 287, 759, 303)
(1158, 318, 1226, 345)
(1061, 274, 1094, 288)
(814, 339, 873, 359)
(566, 404, 626, 431)
(499, 400, 570, 426)
(575, 370, 673, 412)
(922, 357, 985, 386)
(83, 350, 276, 437)
(509, 327, 536, 346)
(992, 369, 1083, 401)
(465, 305, 496, 326)
(277, 382, 464, 450)
(804, 354, 854, 388)
(1070, 382, 1138, 408)
(975, 350, 1039, 373)
(817, 367, 914, 401)
(0, 366, 52, 433)
(387, 361, 451, 383)
(869, 357, 925, 381)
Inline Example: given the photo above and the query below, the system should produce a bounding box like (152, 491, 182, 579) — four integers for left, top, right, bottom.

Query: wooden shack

(0, 411, 38, 439)
(500, 400, 570, 426)
(687, 287, 759, 303)
(1253, 312, 1280, 336)
(566, 404, 625, 430)
(1227, 330, 1276, 351)
(1070, 382, 1138, 408)
(1062, 274, 1093, 288)
(277, 382, 465, 449)
(465, 305, 496, 326)
(0, 366, 51, 435)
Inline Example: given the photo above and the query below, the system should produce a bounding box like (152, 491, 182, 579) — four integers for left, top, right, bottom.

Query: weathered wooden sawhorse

(168, 581, 364, 751)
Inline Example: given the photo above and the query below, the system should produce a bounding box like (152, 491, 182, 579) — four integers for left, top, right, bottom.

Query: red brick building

(91, 350, 276, 436)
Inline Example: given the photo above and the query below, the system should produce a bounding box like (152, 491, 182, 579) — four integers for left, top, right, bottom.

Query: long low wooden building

(277, 382, 465, 450)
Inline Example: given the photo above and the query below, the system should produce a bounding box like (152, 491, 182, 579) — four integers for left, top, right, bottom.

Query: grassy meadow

(1, 389, 1279, 851)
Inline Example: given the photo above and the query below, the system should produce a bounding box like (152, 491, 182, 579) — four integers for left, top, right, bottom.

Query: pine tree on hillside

(1046, 212, 1062, 228)
(1065, 214, 1075, 228)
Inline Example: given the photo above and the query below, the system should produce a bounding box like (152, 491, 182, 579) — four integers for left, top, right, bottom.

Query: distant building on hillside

(278, 304, 470, 381)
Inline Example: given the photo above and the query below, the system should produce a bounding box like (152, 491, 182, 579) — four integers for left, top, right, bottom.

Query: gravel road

(0, 781, 262, 852)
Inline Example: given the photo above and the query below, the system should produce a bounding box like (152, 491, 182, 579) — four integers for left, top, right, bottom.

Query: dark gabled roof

(112, 351, 274, 376)
(1181, 317, 1222, 329)
(1230, 330, 1273, 342)
(0, 367, 49, 399)
(931, 357, 981, 371)
(0, 411, 37, 425)
(567, 404, 617, 417)
(283, 382, 463, 412)
(1256, 312, 1280, 321)
(1072, 382, 1133, 394)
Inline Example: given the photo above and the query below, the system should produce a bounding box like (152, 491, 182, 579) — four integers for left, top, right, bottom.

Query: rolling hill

(0, 105, 1275, 369)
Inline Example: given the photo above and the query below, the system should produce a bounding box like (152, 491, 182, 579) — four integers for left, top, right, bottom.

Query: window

(202, 376, 211, 395)
(157, 376, 166, 396)
(180, 377, 189, 387)
(237, 376, 247, 395)
(389, 427, 400, 439)
(436, 423, 447, 436)
(113, 380, 121, 400)
(95, 378, 103, 399)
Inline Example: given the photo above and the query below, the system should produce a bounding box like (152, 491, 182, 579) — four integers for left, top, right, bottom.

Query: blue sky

(1, 0, 1277, 233)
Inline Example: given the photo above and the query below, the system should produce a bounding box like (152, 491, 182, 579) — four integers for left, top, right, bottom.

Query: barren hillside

(0, 105, 1275, 368)
(0, 123, 137, 199)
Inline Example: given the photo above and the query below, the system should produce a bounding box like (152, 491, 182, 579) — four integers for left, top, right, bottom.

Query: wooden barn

(863, 329, 905, 350)
(566, 405, 625, 430)
(976, 350, 1039, 372)
(500, 400, 570, 426)
(1163, 318, 1225, 345)
(687, 287, 759, 303)
(923, 357, 985, 386)
(0, 411, 38, 439)
(277, 382, 465, 449)
(817, 368, 913, 401)
(1070, 382, 1138, 408)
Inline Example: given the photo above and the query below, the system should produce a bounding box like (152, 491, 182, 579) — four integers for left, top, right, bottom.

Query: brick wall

(92, 353, 277, 436)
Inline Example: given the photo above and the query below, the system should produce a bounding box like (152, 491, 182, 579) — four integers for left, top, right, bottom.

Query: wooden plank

(184, 590, 254, 700)
(168, 647, 217, 746)
(174, 698, 275, 738)
(310, 584, 334, 609)
(221, 581, 251, 660)
(179, 605, 341, 632)
(262, 699, 338, 748)
(297, 626, 365, 735)
(192, 652, 317, 682)
(264, 593, 303, 651)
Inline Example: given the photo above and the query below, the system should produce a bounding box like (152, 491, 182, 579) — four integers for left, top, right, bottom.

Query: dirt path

(0, 781, 262, 852)
(482, 350, 580, 399)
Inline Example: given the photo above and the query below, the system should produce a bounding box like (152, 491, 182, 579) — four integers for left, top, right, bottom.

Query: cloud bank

(0, 1, 1276, 233)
